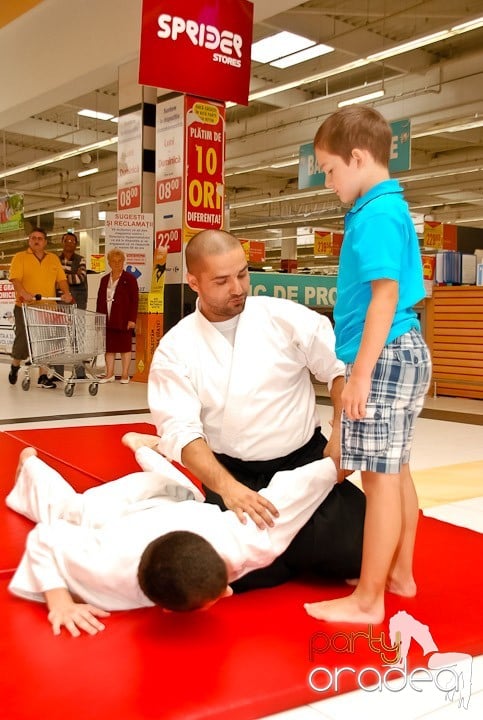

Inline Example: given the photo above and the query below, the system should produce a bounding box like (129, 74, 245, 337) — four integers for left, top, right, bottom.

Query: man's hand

(45, 588, 110, 637)
(222, 479, 279, 530)
(181, 438, 279, 529)
(323, 433, 347, 483)
(59, 291, 73, 304)
(19, 292, 35, 303)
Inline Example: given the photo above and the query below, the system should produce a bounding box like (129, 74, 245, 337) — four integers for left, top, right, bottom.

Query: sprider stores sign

(139, 0, 253, 105)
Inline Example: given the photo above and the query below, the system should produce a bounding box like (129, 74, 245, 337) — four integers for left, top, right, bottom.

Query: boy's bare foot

(345, 578, 359, 587)
(15, 447, 37, 482)
(121, 432, 160, 452)
(346, 576, 417, 598)
(386, 576, 417, 597)
(304, 593, 384, 624)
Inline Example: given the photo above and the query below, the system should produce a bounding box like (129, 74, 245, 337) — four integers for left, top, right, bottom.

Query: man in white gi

(148, 230, 366, 590)
(7, 434, 340, 637)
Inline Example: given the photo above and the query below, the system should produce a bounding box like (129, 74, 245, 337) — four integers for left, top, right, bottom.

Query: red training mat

(0, 425, 482, 719)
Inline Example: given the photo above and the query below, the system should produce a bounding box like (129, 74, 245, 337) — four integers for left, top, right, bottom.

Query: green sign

(249, 272, 338, 307)
(298, 141, 325, 189)
(298, 118, 411, 189)
(0, 193, 24, 234)
(389, 118, 411, 172)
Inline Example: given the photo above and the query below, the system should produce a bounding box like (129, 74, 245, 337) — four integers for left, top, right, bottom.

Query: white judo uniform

(7, 446, 337, 611)
(148, 295, 345, 463)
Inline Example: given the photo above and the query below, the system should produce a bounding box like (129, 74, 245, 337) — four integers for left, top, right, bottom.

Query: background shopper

(96, 248, 138, 383)
(54, 231, 88, 379)
(8, 227, 72, 389)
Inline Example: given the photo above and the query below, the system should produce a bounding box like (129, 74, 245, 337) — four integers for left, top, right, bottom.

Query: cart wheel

(64, 383, 75, 397)
(21, 376, 30, 391)
(88, 383, 99, 396)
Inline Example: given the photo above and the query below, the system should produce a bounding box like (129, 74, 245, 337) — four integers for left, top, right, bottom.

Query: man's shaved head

(184, 229, 249, 322)
(186, 230, 243, 274)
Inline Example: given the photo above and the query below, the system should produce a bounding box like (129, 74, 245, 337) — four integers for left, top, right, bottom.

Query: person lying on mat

(148, 230, 366, 590)
(7, 432, 350, 637)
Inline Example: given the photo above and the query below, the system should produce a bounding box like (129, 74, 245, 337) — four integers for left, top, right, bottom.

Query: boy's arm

(227, 457, 337, 580)
(44, 587, 110, 637)
(343, 279, 398, 420)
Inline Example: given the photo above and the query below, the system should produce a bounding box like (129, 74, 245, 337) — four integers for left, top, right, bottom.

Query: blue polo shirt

(334, 179, 424, 363)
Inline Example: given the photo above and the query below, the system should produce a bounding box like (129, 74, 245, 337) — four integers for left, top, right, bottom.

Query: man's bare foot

(121, 432, 160, 452)
(16, 447, 37, 482)
(304, 593, 384, 624)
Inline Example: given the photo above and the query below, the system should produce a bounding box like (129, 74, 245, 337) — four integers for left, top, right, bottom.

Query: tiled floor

(1, 356, 482, 719)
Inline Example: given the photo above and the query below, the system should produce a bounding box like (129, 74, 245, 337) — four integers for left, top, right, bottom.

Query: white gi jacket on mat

(7, 447, 336, 611)
(148, 296, 345, 463)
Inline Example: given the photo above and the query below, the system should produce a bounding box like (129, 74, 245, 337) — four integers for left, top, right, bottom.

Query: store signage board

(185, 97, 225, 232)
(249, 272, 338, 308)
(117, 111, 143, 211)
(105, 212, 154, 293)
(139, 0, 253, 105)
(298, 118, 411, 189)
(0, 279, 15, 353)
(155, 95, 185, 286)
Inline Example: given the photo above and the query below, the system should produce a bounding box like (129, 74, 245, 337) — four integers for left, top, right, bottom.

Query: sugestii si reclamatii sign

(139, 0, 253, 106)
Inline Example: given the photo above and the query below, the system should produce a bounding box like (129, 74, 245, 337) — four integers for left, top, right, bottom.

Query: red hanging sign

(139, 0, 253, 106)
(185, 97, 225, 231)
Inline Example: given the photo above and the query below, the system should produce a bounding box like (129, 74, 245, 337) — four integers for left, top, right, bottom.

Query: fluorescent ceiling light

(251, 31, 315, 64)
(77, 167, 99, 178)
(270, 159, 299, 168)
(366, 31, 450, 62)
(451, 16, 483, 33)
(412, 118, 483, 137)
(338, 89, 385, 107)
(24, 194, 117, 218)
(248, 58, 369, 102)
(0, 137, 118, 180)
(454, 215, 483, 223)
(78, 109, 114, 121)
(110, 117, 119, 123)
(247, 14, 483, 104)
(271, 43, 334, 69)
(54, 211, 81, 219)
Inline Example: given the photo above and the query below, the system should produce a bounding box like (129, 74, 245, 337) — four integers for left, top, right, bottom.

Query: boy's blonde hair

(314, 105, 392, 167)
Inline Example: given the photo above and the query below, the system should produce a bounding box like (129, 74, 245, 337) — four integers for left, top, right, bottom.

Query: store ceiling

(2, 0, 483, 258)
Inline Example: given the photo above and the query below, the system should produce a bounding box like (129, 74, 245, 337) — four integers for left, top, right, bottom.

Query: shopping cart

(21, 296, 106, 397)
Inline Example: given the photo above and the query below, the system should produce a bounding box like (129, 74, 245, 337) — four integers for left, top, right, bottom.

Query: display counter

(425, 285, 483, 400)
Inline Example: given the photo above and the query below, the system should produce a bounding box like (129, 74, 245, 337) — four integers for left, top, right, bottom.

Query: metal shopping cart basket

(21, 297, 106, 397)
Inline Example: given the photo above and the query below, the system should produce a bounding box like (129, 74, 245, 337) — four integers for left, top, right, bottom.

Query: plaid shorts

(341, 328, 432, 474)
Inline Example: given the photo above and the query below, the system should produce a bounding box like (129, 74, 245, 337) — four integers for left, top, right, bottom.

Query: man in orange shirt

(8, 227, 72, 388)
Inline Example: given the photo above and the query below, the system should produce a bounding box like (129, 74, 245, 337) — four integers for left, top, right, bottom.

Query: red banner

(185, 97, 225, 231)
(139, 0, 253, 105)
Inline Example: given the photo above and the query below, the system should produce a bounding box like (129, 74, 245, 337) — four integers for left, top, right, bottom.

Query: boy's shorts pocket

(343, 403, 391, 456)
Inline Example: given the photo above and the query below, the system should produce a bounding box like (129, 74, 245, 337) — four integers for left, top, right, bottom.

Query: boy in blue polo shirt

(305, 105, 431, 624)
